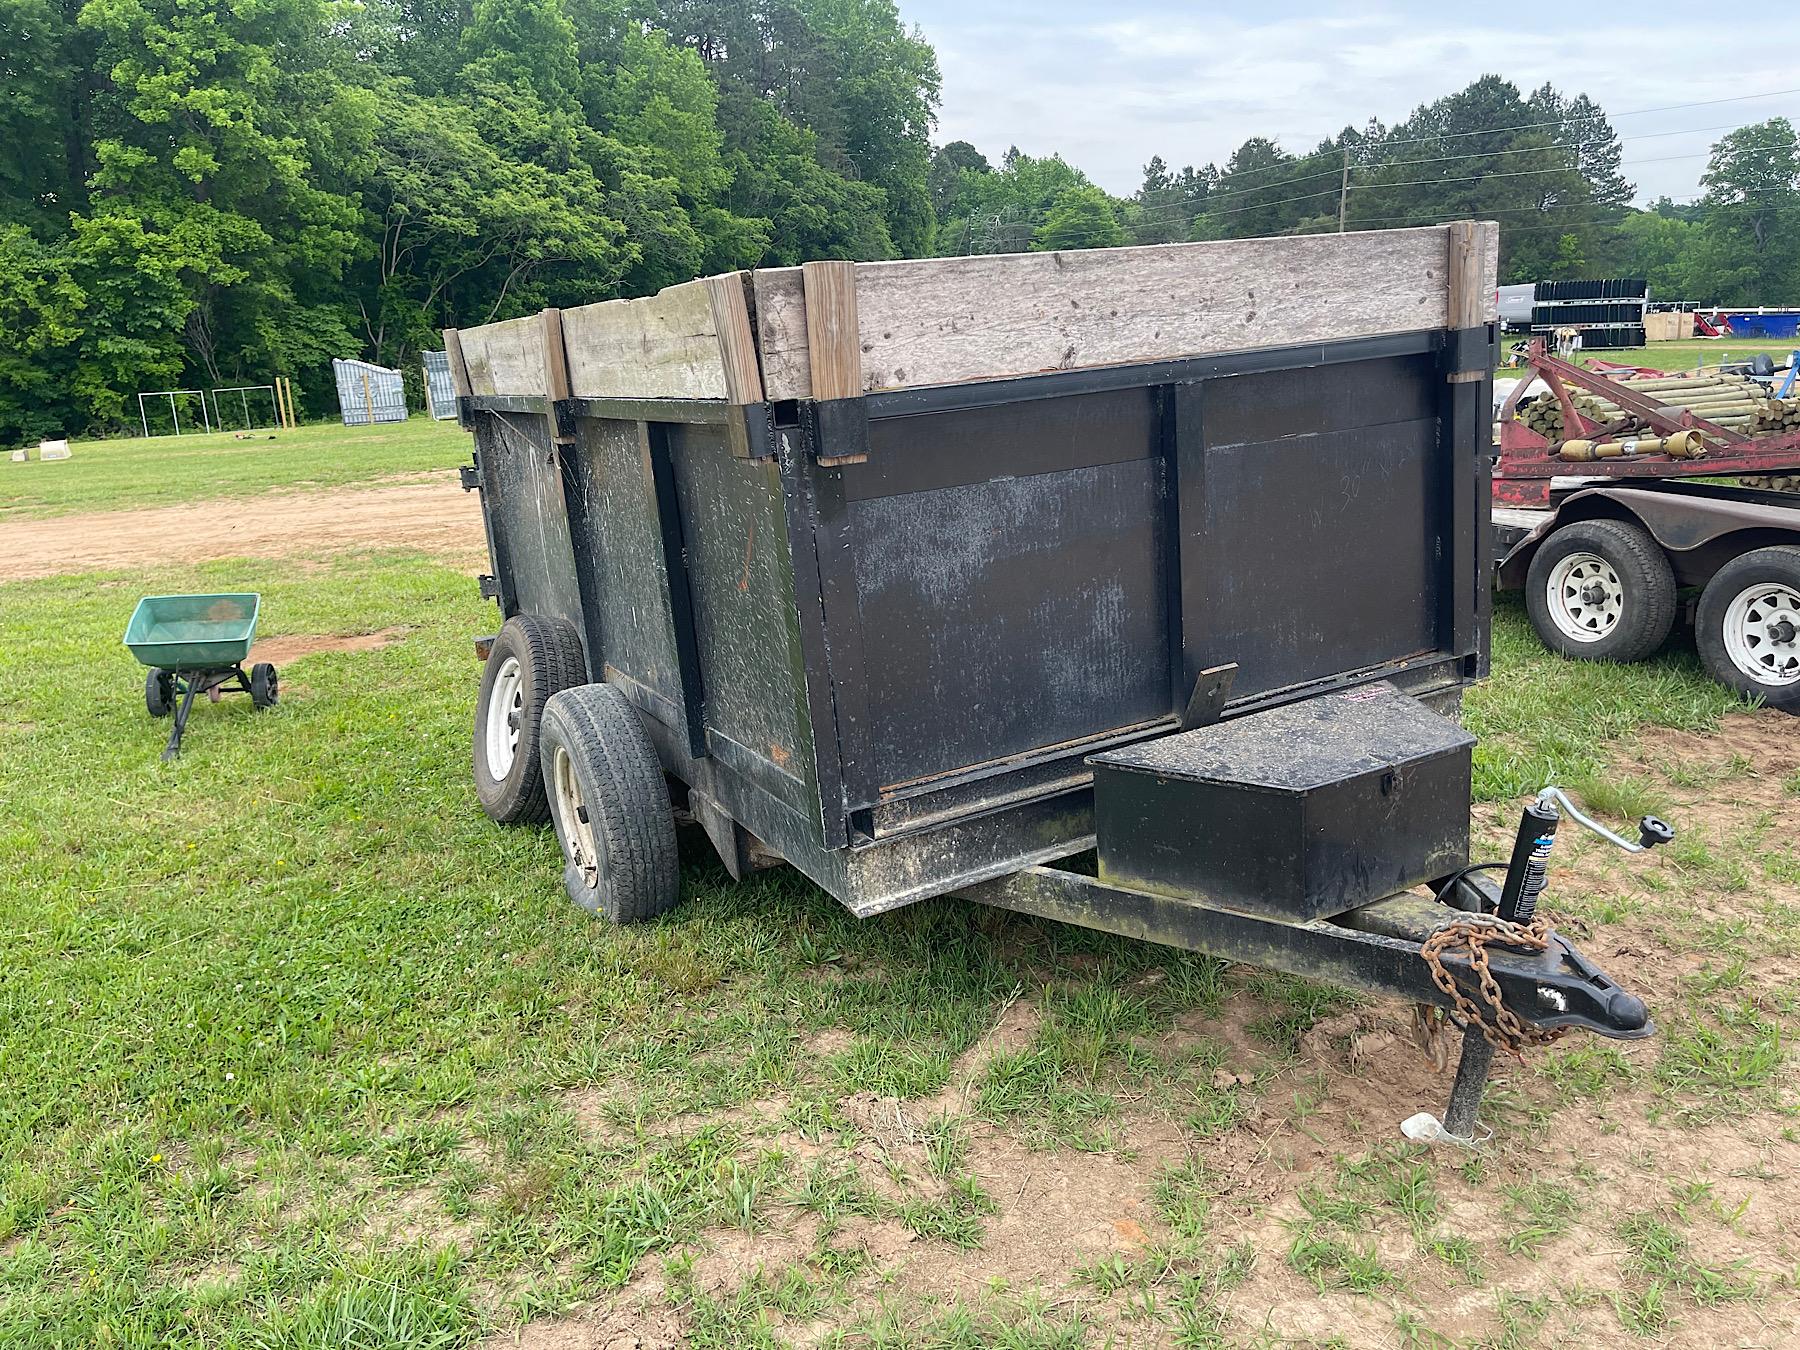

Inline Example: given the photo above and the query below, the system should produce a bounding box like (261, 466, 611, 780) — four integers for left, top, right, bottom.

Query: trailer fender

(1498, 485, 1800, 591)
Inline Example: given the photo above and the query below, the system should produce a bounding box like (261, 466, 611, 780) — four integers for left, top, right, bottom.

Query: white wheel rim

(552, 745, 601, 887)
(1722, 582, 1800, 685)
(1546, 551, 1625, 642)
(483, 656, 524, 780)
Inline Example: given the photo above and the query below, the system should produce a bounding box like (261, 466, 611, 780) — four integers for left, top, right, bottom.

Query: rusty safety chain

(1419, 914, 1569, 1057)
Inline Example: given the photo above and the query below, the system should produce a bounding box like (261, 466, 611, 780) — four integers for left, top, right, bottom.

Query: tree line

(1, 0, 939, 443)
(3, 0, 1798, 446)
(933, 77, 1800, 311)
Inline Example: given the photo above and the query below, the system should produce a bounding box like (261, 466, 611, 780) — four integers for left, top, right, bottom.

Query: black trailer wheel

(250, 662, 279, 709)
(474, 614, 586, 825)
(1524, 519, 1675, 663)
(538, 683, 679, 924)
(145, 668, 175, 718)
(1696, 546, 1800, 711)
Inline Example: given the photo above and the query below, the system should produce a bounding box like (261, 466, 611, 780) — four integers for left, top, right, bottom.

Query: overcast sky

(902, 1, 1800, 206)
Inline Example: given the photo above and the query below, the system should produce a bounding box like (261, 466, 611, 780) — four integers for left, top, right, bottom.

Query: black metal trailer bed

(444, 224, 1658, 1139)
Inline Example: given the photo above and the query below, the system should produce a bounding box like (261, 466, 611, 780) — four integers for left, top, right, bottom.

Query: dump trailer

(446, 223, 1657, 1140)
(1495, 340, 1800, 708)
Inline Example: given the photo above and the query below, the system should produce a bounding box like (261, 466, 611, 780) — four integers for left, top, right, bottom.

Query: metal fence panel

(333, 359, 408, 425)
(421, 350, 457, 419)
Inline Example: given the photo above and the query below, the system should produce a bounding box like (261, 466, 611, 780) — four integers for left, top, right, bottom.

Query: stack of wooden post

(1515, 371, 1798, 440)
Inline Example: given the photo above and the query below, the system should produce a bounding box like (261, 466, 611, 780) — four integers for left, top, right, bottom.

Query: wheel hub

(1546, 551, 1624, 642)
(484, 656, 524, 779)
(552, 745, 601, 887)
(1723, 583, 1800, 685)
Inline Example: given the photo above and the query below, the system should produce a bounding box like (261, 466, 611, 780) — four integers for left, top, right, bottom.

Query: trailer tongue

(447, 222, 1658, 1144)
(964, 681, 1660, 1144)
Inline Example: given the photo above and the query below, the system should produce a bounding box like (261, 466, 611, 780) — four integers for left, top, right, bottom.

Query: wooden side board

(560, 273, 762, 402)
(458, 314, 548, 398)
(454, 224, 1500, 403)
(754, 225, 1499, 400)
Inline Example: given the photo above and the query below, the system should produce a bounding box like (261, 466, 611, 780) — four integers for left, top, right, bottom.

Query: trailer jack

(1409, 785, 1671, 1146)
(959, 785, 1667, 1150)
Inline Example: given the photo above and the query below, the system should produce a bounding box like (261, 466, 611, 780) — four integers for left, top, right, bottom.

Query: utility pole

(1338, 146, 1351, 232)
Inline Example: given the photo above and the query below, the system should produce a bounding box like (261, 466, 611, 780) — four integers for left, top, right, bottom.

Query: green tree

(1695, 118, 1800, 303)
(928, 140, 989, 219)
(1034, 184, 1124, 251)
(942, 149, 1091, 254)
(76, 0, 373, 404)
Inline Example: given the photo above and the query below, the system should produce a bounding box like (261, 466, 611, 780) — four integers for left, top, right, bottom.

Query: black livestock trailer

(444, 223, 1660, 1140)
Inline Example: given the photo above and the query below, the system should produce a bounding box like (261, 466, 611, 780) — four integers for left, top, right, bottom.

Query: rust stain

(769, 742, 791, 768)
(738, 518, 756, 592)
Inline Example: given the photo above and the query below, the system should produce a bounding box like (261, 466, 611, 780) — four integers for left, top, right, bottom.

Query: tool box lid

(1089, 682, 1474, 795)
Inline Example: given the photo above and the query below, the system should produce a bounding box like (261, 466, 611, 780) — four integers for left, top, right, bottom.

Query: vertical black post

(1441, 1030, 1494, 1140)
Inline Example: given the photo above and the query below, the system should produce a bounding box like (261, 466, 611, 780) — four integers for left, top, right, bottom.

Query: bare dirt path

(0, 476, 484, 579)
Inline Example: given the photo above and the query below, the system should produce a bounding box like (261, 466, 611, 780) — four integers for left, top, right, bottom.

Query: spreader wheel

(250, 662, 279, 709)
(146, 668, 175, 718)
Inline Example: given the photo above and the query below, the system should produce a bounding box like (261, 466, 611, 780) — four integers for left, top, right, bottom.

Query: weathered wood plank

(542, 307, 574, 441)
(756, 226, 1497, 400)
(458, 314, 548, 398)
(560, 280, 729, 401)
(802, 261, 862, 400)
(703, 272, 764, 403)
(443, 329, 473, 400)
(1445, 220, 1497, 385)
(751, 267, 810, 400)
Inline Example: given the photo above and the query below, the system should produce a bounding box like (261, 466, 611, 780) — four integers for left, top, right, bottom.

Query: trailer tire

(539, 683, 679, 924)
(146, 668, 174, 718)
(474, 614, 586, 825)
(1695, 546, 1800, 711)
(1525, 519, 1675, 663)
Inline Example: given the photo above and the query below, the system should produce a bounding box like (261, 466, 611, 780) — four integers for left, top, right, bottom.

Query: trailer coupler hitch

(1397, 787, 1671, 1146)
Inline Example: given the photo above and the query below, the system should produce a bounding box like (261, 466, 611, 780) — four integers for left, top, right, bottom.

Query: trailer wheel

(1696, 547, 1800, 710)
(146, 668, 174, 718)
(474, 614, 586, 824)
(1525, 519, 1675, 663)
(539, 683, 679, 924)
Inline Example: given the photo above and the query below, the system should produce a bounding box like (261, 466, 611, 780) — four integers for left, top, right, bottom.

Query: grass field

(0, 417, 469, 519)
(1, 426, 1796, 1348)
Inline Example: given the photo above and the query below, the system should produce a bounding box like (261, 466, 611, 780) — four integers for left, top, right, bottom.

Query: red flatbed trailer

(1494, 342, 1800, 507)
(1493, 341, 1800, 708)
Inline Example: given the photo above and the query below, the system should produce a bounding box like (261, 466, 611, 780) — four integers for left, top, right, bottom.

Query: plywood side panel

(752, 267, 811, 400)
(753, 225, 1498, 400)
(459, 314, 549, 397)
(561, 279, 730, 401)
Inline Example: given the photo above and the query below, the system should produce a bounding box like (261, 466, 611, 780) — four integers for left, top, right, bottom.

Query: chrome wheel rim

(552, 744, 600, 887)
(483, 656, 523, 779)
(1722, 582, 1800, 685)
(1546, 551, 1624, 642)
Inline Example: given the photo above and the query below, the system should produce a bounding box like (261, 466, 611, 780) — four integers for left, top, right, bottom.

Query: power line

(1136, 115, 1790, 219)
(1269, 84, 1800, 155)
(1121, 150, 1709, 233)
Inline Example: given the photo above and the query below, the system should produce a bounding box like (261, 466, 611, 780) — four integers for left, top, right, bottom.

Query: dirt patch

(481, 1299, 684, 1350)
(248, 626, 408, 665)
(0, 478, 483, 579)
(915, 992, 1042, 1118)
(803, 1027, 856, 1057)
